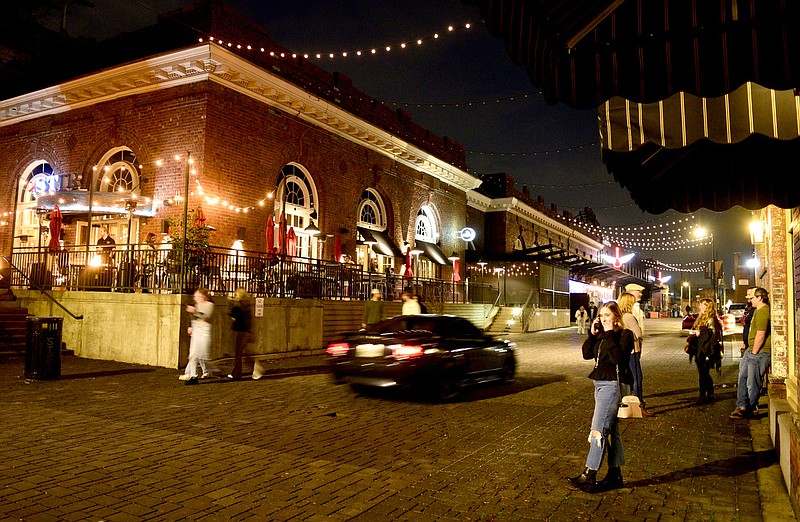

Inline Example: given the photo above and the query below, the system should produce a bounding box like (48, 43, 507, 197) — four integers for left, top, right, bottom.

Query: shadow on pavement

(59, 368, 156, 379)
(626, 450, 778, 487)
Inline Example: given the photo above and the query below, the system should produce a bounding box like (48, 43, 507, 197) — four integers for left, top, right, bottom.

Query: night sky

(37, 0, 756, 290)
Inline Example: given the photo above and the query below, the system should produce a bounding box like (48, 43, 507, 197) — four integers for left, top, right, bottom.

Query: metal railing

(2, 255, 84, 320)
(8, 244, 498, 304)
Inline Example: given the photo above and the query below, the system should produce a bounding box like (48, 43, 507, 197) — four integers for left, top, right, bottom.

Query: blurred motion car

(326, 314, 516, 401)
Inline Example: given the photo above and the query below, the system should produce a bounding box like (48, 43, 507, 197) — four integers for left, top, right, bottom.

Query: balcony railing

(9, 244, 498, 304)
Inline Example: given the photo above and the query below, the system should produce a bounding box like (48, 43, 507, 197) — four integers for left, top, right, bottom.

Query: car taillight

(326, 342, 350, 357)
(390, 344, 424, 360)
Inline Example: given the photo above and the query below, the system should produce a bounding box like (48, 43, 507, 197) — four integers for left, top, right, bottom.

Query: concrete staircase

(0, 302, 29, 358)
(486, 306, 525, 334)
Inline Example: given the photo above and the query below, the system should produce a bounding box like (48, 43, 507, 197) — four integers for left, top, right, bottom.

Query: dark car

(326, 315, 516, 401)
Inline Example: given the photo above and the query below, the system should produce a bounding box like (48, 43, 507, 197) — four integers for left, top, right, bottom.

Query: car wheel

(433, 364, 461, 402)
(500, 357, 516, 383)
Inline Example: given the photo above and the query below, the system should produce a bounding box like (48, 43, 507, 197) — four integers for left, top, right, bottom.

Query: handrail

(520, 289, 536, 330)
(2, 256, 84, 320)
(486, 289, 502, 319)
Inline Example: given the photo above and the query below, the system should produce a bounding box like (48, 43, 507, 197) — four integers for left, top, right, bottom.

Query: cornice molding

(0, 43, 481, 192)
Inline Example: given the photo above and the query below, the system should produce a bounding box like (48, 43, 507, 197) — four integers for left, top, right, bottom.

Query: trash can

(24, 316, 63, 380)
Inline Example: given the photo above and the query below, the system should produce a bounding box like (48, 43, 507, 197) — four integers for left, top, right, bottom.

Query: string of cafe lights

(389, 91, 539, 109)
(468, 140, 599, 158)
(642, 259, 706, 273)
(200, 21, 474, 61)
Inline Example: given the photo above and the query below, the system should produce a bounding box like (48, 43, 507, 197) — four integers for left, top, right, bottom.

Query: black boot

(567, 468, 597, 490)
(596, 467, 624, 491)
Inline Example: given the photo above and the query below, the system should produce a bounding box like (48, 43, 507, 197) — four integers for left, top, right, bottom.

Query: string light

(389, 91, 539, 108)
(200, 21, 473, 62)
(468, 141, 599, 158)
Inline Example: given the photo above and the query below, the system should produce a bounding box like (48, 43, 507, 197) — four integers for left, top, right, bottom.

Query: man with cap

(624, 283, 646, 336)
(730, 287, 772, 419)
(361, 288, 384, 329)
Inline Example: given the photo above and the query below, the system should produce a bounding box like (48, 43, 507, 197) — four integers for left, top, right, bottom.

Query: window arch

(94, 148, 141, 194)
(414, 205, 438, 243)
(15, 161, 58, 248)
(274, 163, 319, 258)
(357, 189, 387, 230)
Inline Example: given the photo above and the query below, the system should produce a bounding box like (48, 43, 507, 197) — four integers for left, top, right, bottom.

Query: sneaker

(178, 374, 191, 381)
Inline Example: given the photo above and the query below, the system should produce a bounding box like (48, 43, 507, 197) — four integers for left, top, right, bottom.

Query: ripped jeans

(586, 379, 626, 471)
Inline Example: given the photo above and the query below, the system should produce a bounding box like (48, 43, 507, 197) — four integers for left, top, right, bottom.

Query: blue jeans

(736, 351, 771, 411)
(628, 351, 643, 401)
(586, 380, 625, 470)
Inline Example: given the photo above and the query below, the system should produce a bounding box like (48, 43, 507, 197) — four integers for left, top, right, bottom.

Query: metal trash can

(24, 316, 63, 380)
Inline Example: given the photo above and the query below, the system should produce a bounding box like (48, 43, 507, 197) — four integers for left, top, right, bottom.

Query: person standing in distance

(624, 283, 646, 337)
(361, 288, 384, 329)
(575, 305, 589, 334)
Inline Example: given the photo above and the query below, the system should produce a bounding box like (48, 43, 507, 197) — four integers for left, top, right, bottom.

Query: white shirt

(402, 300, 421, 315)
(632, 302, 645, 336)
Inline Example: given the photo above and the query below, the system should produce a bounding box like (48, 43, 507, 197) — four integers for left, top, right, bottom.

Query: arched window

(274, 163, 319, 259)
(356, 189, 391, 272)
(95, 148, 141, 194)
(15, 161, 57, 248)
(414, 206, 438, 243)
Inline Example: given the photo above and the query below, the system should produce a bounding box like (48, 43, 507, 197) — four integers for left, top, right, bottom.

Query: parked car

(726, 303, 748, 320)
(326, 314, 517, 401)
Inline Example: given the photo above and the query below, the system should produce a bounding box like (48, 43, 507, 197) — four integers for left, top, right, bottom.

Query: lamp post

(746, 255, 760, 287)
(179, 152, 191, 294)
(682, 281, 691, 313)
(695, 227, 717, 309)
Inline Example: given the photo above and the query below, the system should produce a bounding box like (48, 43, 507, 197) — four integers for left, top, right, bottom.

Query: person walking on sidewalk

(568, 301, 634, 493)
(730, 287, 772, 419)
(227, 287, 253, 380)
(180, 288, 216, 385)
(617, 292, 653, 417)
(401, 290, 421, 315)
(686, 298, 723, 404)
(575, 305, 589, 334)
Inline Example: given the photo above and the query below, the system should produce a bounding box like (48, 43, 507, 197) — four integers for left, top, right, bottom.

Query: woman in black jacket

(686, 297, 723, 404)
(568, 301, 634, 493)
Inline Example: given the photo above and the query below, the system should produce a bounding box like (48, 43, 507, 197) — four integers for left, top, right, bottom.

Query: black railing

(9, 244, 498, 304)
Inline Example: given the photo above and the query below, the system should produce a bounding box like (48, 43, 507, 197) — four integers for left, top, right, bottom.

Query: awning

(415, 240, 449, 265)
(464, 0, 800, 109)
(464, 0, 800, 213)
(36, 191, 156, 216)
(357, 227, 404, 258)
(599, 84, 800, 212)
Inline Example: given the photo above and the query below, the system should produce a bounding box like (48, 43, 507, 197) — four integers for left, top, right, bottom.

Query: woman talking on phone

(568, 301, 634, 493)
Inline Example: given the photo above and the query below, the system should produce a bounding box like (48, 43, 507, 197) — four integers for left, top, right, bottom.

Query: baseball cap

(371, 288, 381, 295)
(625, 283, 644, 292)
(745, 288, 756, 299)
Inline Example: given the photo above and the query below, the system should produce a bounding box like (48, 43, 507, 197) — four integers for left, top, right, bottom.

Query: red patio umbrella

(452, 259, 461, 282)
(48, 206, 63, 253)
(277, 213, 285, 254)
(194, 208, 206, 227)
(333, 235, 342, 262)
(266, 215, 275, 252)
(403, 246, 413, 279)
(286, 227, 297, 257)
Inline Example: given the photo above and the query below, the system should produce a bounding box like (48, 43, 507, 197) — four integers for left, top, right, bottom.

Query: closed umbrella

(266, 215, 275, 252)
(403, 246, 413, 279)
(334, 235, 342, 262)
(452, 259, 461, 282)
(277, 213, 285, 254)
(48, 206, 63, 253)
(286, 227, 297, 257)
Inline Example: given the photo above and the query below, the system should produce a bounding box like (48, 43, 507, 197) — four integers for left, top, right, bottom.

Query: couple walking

(180, 287, 256, 384)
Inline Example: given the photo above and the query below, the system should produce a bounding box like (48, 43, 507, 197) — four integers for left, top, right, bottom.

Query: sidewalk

(0, 318, 794, 521)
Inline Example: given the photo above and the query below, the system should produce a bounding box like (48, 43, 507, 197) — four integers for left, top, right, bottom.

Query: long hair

(617, 292, 636, 315)
(695, 298, 719, 330)
(232, 287, 252, 309)
(599, 301, 625, 331)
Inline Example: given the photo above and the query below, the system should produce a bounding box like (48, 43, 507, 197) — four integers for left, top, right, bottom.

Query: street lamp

(682, 281, 691, 313)
(746, 255, 760, 286)
(695, 227, 717, 309)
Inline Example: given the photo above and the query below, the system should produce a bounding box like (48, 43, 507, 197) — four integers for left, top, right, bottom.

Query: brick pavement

(0, 318, 794, 521)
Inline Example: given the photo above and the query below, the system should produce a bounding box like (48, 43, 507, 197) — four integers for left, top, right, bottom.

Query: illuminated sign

(459, 227, 476, 242)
